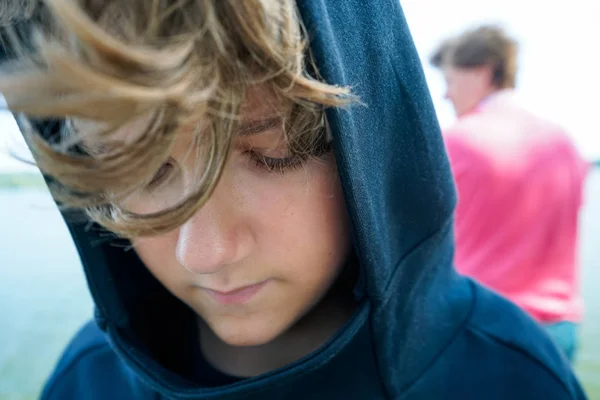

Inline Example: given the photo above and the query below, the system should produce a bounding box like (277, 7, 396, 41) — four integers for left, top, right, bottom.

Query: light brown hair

(0, 0, 353, 237)
(430, 25, 519, 89)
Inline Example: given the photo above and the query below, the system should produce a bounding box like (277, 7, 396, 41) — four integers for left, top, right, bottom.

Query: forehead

(443, 65, 479, 83)
(72, 113, 157, 154)
(75, 86, 283, 150)
(443, 65, 463, 78)
(240, 86, 282, 119)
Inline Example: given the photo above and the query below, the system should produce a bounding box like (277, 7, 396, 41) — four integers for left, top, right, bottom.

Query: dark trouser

(544, 321, 579, 363)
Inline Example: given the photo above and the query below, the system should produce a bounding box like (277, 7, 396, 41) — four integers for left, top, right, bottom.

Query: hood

(5, 0, 472, 398)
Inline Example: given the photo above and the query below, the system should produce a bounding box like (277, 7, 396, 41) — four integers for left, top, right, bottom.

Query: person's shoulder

(442, 116, 491, 159)
(406, 281, 586, 399)
(442, 127, 491, 177)
(443, 108, 495, 137)
(41, 320, 155, 400)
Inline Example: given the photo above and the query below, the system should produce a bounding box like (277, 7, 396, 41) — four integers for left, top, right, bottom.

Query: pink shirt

(444, 92, 588, 324)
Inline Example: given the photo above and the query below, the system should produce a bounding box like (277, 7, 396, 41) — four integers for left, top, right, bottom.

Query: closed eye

(147, 160, 175, 189)
(247, 151, 306, 173)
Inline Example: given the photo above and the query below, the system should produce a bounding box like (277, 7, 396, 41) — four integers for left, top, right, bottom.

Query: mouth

(203, 280, 269, 305)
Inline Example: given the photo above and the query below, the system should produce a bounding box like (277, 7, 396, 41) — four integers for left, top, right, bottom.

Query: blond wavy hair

(0, 0, 352, 237)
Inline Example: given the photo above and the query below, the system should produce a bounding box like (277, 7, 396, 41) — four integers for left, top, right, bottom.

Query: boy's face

(129, 88, 351, 346)
(442, 64, 495, 117)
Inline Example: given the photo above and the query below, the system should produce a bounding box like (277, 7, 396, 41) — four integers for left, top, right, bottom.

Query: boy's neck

(197, 286, 356, 378)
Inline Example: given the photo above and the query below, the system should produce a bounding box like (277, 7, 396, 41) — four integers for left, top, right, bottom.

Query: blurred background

(1, 0, 599, 399)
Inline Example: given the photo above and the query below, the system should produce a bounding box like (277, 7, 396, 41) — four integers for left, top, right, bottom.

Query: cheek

(447, 84, 464, 106)
(240, 158, 350, 276)
(133, 233, 181, 285)
(450, 81, 466, 99)
(133, 156, 350, 289)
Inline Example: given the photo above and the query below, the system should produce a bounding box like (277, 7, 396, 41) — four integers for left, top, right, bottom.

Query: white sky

(0, 109, 36, 173)
(1, 0, 599, 172)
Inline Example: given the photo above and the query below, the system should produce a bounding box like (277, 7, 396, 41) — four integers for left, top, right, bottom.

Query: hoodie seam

(381, 216, 455, 300)
(465, 325, 575, 398)
(396, 280, 476, 397)
(371, 216, 461, 397)
(366, 313, 394, 399)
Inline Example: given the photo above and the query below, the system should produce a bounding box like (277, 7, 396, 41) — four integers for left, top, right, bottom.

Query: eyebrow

(238, 117, 282, 137)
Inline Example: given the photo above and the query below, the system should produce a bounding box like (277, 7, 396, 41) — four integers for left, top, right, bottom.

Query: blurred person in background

(431, 25, 589, 363)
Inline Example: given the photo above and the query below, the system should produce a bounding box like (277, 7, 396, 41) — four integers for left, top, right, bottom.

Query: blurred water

(575, 170, 600, 396)
(0, 172, 599, 399)
(0, 189, 93, 400)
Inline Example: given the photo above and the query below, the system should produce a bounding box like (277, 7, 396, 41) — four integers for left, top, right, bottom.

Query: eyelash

(247, 151, 307, 174)
(146, 152, 305, 189)
(147, 162, 174, 189)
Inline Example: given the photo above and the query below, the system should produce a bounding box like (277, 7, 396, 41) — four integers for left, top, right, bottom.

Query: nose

(175, 182, 255, 275)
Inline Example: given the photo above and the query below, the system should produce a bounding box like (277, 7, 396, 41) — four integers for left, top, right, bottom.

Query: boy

(0, 1, 586, 399)
(431, 25, 588, 362)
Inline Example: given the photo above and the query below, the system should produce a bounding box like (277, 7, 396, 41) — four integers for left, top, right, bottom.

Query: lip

(204, 281, 269, 305)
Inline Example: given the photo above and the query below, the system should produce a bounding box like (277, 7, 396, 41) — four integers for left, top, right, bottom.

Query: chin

(209, 317, 289, 347)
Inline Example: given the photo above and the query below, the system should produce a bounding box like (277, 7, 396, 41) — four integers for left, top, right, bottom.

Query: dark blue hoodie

(5, 0, 587, 399)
